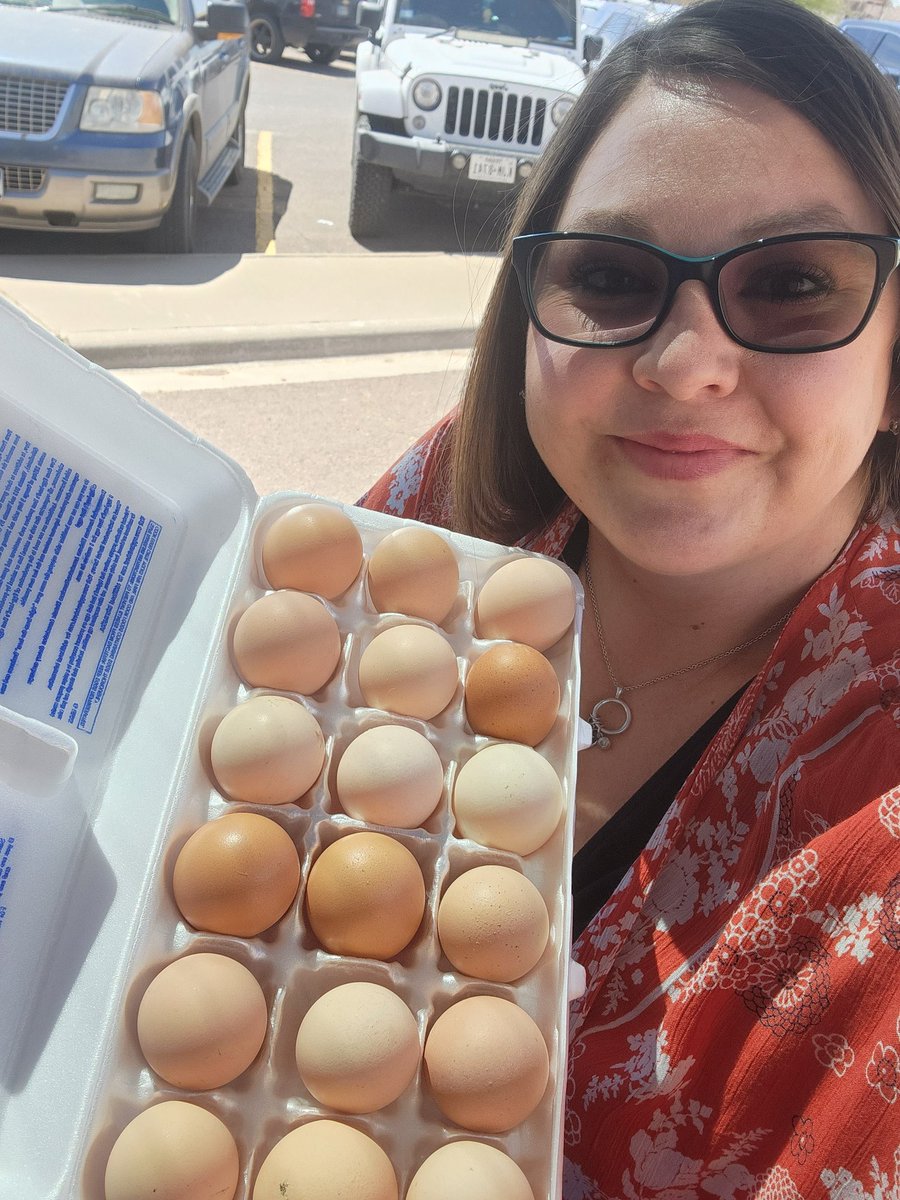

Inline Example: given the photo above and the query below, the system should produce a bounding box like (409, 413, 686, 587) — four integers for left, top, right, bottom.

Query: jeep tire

(306, 43, 340, 64)
(249, 13, 285, 63)
(149, 134, 198, 254)
(349, 155, 393, 238)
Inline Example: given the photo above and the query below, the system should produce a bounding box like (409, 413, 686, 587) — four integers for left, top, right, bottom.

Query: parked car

(247, 0, 366, 63)
(839, 18, 900, 85)
(0, 0, 250, 252)
(582, 0, 677, 66)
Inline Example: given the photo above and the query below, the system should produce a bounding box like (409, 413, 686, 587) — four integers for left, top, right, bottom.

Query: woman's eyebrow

(561, 203, 855, 242)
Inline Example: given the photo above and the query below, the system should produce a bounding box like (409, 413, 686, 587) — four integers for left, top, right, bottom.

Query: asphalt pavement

(0, 250, 500, 369)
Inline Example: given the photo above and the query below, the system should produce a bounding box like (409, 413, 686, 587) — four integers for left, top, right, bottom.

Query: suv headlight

(412, 78, 442, 111)
(550, 95, 575, 126)
(80, 87, 165, 133)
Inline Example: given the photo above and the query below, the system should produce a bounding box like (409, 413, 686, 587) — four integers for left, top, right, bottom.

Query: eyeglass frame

(510, 230, 900, 354)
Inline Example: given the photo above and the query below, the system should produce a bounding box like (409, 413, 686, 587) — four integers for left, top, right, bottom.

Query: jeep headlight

(80, 87, 165, 133)
(550, 95, 575, 126)
(412, 78, 442, 111)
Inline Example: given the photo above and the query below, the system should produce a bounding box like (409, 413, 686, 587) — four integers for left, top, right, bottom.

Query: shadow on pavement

(354, 189, 512, 255)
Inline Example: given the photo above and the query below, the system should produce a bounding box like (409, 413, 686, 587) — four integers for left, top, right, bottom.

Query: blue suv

(0, 0, 250, 251)
(840, 18, 900, 85)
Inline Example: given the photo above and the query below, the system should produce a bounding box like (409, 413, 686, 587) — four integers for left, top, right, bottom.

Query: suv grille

(1, 165, 46, 192)
(0, 77, 69, 135)
(444, 87, 547, 147)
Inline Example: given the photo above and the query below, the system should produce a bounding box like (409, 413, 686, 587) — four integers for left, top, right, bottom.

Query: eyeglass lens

(527, 236, 881, 349)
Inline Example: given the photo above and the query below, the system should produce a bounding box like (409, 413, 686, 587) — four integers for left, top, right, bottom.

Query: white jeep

(349, 0, 585, 237)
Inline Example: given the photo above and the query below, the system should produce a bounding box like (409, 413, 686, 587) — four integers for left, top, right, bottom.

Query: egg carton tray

(0, 298, 584, 1200)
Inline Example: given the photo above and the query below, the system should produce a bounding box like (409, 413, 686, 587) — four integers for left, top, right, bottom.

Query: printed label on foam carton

(0, 426, 163, 735)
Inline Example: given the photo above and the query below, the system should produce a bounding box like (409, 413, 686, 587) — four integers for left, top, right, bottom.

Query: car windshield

(0, 0, 177, 20)
(394, 0, 577, 47)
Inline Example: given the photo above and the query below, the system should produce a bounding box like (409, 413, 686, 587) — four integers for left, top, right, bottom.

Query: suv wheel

(348, 153, 393, 238)
(148, 135, 198, 254)
(249, 13, 285, 62)
(306, 43, 340, 64)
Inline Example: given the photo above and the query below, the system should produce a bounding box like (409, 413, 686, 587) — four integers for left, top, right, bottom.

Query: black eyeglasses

(511, 231, 900, 353)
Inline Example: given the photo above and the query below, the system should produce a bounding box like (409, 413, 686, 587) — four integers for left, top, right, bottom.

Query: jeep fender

(356, 70, 405, 120)
(355, 39, 380, 74)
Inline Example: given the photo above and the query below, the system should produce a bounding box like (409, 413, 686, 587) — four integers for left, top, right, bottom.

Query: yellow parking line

(255, 130, 276, 255)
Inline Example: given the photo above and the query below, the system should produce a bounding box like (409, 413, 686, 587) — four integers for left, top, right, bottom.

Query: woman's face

(524, 79, 898, 579)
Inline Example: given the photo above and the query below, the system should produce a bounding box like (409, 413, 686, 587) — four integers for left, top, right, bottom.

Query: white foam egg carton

(0, 297, 583, 1200)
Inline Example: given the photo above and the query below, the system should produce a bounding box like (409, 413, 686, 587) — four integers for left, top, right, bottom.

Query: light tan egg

(136, 953, 267, 1091)
(464, 642, 560, 745)
(252, 1120, 397, 1200)
(437, 865, 550, 982)
(305, 831, 426, 960)
(295, 982, 420, 1112)
(423, 996, 549, 1133)
(104, 1101, 239, 1200)
(261, 502, 363, 598)
(210, 694, 325, 805)
(232, 590, 341, 695)
(453, 743, 564, 855)
(172, 812, 301, 937)
(475, 557, 576, 651)
(335, 725, 444, 828)
(367, 526, 459, 624)
(358, 624, 458, 720)
(406, 1141, 535, 1200)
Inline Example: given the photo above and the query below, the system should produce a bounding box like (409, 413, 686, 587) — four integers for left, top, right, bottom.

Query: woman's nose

(631, 281, 743, 400)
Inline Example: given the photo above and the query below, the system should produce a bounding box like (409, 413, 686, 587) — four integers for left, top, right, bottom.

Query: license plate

(336, 2, 349, 13)
(467, 153, 517, 184)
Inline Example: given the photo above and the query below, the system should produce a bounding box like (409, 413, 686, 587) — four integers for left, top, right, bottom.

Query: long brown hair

(451, 0, 900, 542)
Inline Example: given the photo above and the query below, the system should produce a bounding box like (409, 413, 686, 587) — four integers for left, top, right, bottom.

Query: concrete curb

(59, 318, 478, 370)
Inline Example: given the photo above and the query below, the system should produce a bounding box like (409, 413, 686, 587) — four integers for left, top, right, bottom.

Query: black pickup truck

(248, 0, 366, 63)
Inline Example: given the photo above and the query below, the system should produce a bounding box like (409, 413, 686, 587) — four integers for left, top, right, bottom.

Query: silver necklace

(583, 554, 791, 749)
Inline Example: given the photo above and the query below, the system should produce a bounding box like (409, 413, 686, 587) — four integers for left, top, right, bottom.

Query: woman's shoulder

(356, 412, 456, 528)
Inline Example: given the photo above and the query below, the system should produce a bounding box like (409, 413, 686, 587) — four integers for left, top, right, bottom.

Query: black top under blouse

(561, 517, 745, 939)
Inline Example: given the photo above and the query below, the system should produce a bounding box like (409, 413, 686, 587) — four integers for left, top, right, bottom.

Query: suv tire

(306, 43, 340, 64)
(349, 155, 392, 238)
(249, 13, 285, 62)
(149, 135, 198, 253)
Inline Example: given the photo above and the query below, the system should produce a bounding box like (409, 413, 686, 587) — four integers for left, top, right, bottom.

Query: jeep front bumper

(358, 128, 538, 193)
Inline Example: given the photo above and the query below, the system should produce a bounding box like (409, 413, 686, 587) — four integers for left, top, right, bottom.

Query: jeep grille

(0, 77, 69, 135)
(444, 87, 547, 147)
(1, 164, 46, 192)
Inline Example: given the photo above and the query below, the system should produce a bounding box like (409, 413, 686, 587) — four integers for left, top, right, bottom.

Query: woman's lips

(612, 433, 750, 480)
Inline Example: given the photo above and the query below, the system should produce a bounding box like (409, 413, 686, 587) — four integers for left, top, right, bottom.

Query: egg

(406, 1141, 535, 1200)
(172, 812, 301, 937)
(232, 590, 341, 695)
(261, 502, 363, 598)
(366, 526, 459, 624)
(335, 725, 444, 828)
(437, 865, 550, 982)
(136, 953, 268, 1091)
(475, 557, 576, 651)
(305, 831, 426, 959)
(463, 643, 560, 745)
(295, 982, 420, 1112)
(453, 743, 564, 855)
(358, 624, 458, 720)
(423, 996, 549, 1132)
(252, 1120, 397, 1200)
(210, 694, 325, 805)
(104, 1101, 239, 1200)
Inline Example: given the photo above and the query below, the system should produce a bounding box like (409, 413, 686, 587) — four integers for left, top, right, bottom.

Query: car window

(873, 30, 900, 75)
(21, 0, 179, 20)
(841, 25, 884, 53)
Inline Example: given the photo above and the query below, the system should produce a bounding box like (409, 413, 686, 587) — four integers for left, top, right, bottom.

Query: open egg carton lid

(0, 296, 586, 1200)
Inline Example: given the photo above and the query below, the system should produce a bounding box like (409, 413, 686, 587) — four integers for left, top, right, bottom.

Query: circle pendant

(589, 696, 632, 746)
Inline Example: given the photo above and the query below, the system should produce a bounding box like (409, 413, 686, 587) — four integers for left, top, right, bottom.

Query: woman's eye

(569, 263, 654, 295)
(743, 264, 834, 303)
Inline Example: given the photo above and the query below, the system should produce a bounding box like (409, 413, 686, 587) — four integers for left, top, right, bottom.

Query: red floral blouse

(359, 413, 900, 1198)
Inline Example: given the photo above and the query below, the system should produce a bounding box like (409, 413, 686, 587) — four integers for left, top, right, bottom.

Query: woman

(361, 0, 900, 1190)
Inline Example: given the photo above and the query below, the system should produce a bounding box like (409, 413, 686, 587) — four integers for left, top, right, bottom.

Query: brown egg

(437, 865, 550, 982)
(464, 643, 560, 745)
(210, 694, 325, 805)
(367, 526, 459, 624)
(407, 1141, 535, 1200)
(453, 743, 564, 855)
(105, 1101, 239, 1200)
(136, 954, 268, 1091)
(172, 813, 301, 937)
(358, 624, 459, 720)
(475, 557, 576, 651)
(252, 1120, 397, 1200)
(423, 996, 549, 1132)
(261, 503, 363, 598)
(295, 982, 420, 1113)
(232, 590, 341, 695)
(305, 831, 426, 959)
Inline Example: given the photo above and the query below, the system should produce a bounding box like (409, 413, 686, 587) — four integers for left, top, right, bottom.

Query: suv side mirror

(196, 0, 248, 39)
(357, 0, 382, 40)
(583, 33, 603, 64)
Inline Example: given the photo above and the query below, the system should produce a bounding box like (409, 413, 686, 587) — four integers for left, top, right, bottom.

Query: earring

(891, 416, 900, 437)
